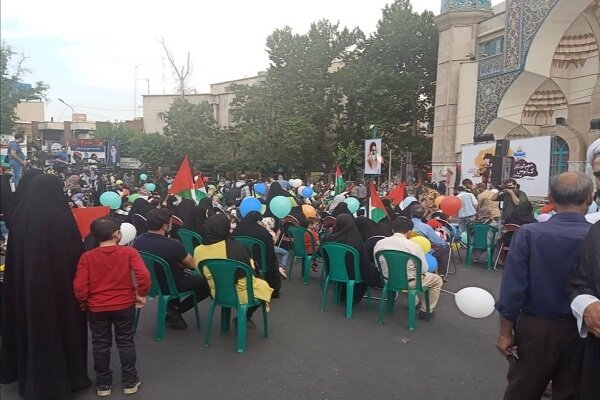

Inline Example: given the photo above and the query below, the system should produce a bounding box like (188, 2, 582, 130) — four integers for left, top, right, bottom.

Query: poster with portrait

(461, 136, 551, 197)
(106, 140, 120, 166)
(364, 138, 382, 175)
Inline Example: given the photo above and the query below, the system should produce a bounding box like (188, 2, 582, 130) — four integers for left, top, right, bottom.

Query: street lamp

(58, 98, 75, 113)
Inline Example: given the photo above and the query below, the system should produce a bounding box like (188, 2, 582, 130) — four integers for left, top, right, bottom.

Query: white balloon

(298, 185, 306, 195)
(454, 287, 496, 319)
(119, 223, 137, 245)
(536, 213, 552, 222)
(292, 179, 303, 188)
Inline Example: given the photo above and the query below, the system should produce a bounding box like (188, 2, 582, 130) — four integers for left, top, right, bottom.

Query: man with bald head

(496, 171, 593, 399)
(568, 138, 600, 399)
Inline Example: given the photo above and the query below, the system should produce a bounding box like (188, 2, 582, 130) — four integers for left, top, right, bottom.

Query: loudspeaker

(591, 119, 600, 130)
(491, 156, 514, 186)
(495, 139, 510, 157)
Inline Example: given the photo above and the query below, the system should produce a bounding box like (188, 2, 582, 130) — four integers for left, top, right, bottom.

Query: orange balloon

(301, 204, 317, 219)
(440, 196, 462, 216)
(434, 195, 446, 208)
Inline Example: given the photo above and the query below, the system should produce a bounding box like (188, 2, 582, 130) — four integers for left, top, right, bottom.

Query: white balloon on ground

(119, 223, 137, 245)
(454, 287, 496, 319)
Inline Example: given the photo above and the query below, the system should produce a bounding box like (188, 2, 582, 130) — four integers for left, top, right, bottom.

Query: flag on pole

(368, 180, 388, 222)
(385, 182, 406, 207)
(194, 174, 208, 200)
(334, 165, 346, 195)
(169, 155, 196, 201)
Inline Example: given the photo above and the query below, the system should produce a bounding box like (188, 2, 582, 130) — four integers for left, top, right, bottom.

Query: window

(550, 136, 569, 177)
(480, 37, 504, 58)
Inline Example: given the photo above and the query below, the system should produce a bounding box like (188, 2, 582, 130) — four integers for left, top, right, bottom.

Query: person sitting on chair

(374, 216, 444, 319)
(410, 204, 450, 277)
(132, 208, 210, 330)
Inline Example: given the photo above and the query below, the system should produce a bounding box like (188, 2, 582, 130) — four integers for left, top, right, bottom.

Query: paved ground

(2, 256, 509, 400)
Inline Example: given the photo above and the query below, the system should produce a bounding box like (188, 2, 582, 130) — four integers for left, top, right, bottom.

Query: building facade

(432, 0, 600, 182)
(142, 72, 266, 134)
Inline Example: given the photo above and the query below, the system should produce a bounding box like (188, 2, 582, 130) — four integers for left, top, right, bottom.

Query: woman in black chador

(1, 174, 91, 399)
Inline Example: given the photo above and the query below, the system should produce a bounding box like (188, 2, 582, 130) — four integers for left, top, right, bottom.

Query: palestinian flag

(194, 174, 208, 200)
(169, 155, 196, 202)
(385, 182, 406, 207)
(334, 165, 346, 195)
(368, 180, 388, 222)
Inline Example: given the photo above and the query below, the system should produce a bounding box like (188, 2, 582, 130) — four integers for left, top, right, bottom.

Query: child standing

(305, 217, 321, 271)
(73, 217, 151, 397)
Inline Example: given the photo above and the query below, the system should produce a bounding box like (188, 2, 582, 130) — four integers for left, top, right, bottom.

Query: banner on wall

(364, 138, 382, 175)
(461, 136, 552, 197)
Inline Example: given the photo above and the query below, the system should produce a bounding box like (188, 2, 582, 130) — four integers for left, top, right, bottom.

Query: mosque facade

(432, 0, 600, 183)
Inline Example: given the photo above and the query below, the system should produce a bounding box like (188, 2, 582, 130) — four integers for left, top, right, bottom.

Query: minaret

(431, 0, 492, 183)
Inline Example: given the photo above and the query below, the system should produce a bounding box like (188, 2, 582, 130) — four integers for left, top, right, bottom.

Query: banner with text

(461, 135, 552, 197)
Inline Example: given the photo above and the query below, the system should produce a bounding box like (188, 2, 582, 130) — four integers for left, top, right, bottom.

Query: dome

(441, 0, 492, 13)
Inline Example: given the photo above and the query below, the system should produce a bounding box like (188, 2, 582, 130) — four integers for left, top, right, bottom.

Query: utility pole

(133, 66, 138, 119)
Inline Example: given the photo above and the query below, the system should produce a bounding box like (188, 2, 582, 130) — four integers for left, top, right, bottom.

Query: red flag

(169, 155, 194, 195)
(385, 182, 406, 206)
(72, 206, 110, 238)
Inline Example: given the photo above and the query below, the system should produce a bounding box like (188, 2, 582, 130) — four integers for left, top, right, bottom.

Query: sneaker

(123, 380, 141, 395)
(278, 266, 288, 279)
(166, 312, 187, 330)
(96, 384, 112, 397)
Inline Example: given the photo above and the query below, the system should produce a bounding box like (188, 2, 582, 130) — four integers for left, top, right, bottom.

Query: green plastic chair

(232, 236, 268, 277)
(374, 249, 430, 330)
(319, 242, 371, 318)
(138, 251, 201, 341)
(288, 225, 317, 284)
(465, 223, 498, 270)
(177, 228, 203, 255)
(200, 258, 268, 353)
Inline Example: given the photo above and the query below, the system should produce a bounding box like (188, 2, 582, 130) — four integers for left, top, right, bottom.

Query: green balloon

(270, 195, 292, 219)
(344, 197, 360, 214)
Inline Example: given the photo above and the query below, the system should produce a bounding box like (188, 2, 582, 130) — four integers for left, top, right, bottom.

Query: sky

(1, 0, 502, 123)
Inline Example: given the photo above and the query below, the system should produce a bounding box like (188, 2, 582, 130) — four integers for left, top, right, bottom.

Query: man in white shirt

(456, 186, 478, 233)
(373, 217, 444, 319)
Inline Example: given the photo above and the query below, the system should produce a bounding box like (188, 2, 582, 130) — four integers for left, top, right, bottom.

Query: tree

(161, 99, 223, 171)
(94, 122, 136, 157)
(1, 41, 49, 135)
(129, 132, 174, 172)
(335, 0, 437, 166)
(159, 36, 191, 98)
(230, 20, 364, 175)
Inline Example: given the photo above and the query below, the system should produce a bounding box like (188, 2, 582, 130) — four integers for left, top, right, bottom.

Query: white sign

(461, 136, 552, 197)
(364, 138, 382, 175)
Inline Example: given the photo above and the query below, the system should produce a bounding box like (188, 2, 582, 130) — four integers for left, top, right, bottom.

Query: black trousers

(88, 307, 137, 386)
(581, 334, 600, 400)
(169, 273, 211, 314)
(503, 313, 584, 400)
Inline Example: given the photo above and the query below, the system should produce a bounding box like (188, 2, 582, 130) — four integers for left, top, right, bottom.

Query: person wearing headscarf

(324, 214, 381, 303)
(355, 216, 385, 242)
(331, 202, 352, 218)
(232, 211, 281, 298)
(1, 174, 91, 399)
(264, 181, 294, 219)
(194, 214, 274, 329)
(127, 197, 155, 236)
(198, 197, 218, 218)
(4, 168, 43, 230)
(181, 205, 210, 236)
(175, 198, 196, 222)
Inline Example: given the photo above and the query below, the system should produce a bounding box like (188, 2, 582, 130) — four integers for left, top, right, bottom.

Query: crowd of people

(0, 137, 599, 399)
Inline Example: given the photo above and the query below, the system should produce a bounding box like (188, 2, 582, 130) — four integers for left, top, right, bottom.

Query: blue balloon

(99, 191, 122, 210)
(254, 182, 266, 195)
(139, 173, 148, 181)
(301, 186, 314, 198)
(145, 183, 156, 192)
(240, 197, 261, 217)
(426, 253, 438, 272)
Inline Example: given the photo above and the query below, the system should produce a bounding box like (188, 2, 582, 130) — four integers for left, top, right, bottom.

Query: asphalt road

(2, 257, 509, 400)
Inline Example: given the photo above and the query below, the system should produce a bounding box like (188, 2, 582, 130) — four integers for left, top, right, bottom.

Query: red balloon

(440, 196, 462, 216)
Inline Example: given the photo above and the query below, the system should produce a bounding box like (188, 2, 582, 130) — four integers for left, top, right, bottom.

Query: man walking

(495, 171, 593, 399)
(7, 133, 27, 188)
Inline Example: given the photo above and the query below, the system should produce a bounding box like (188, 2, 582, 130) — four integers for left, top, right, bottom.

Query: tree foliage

(1, 41, 49, 135)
